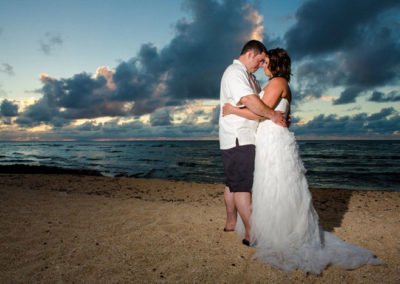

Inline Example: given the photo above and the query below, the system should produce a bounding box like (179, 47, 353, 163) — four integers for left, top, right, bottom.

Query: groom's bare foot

(223, 227, 235, 232)
(224, 220, 236, 232)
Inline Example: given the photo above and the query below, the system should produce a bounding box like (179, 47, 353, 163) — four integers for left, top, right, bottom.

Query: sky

(0, 0, 399, 141)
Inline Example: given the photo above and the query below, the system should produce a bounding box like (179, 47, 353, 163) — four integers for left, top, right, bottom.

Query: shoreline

(0, 164, 398, 192)
(1, 173, 399, 282)
(0, 164, 103, 176)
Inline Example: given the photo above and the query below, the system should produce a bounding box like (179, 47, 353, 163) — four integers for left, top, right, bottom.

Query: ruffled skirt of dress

(235, 121, 382, 274)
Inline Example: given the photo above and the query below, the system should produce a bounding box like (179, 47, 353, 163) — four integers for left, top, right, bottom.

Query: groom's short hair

(240, 40, 267, 56)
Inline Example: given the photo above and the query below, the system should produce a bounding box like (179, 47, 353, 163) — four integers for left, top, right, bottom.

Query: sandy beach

(0, 173, 399, 283)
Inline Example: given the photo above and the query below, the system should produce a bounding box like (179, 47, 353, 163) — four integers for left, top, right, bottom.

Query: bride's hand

(222, 103, 235, 116)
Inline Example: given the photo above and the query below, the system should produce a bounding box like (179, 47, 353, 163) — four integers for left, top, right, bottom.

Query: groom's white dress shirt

(219, 59, 261, 150)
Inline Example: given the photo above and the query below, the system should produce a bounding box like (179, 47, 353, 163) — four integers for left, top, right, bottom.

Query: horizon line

(1, 137, 400, 142)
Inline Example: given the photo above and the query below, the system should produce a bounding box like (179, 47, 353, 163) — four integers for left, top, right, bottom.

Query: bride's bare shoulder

(271, 77, 288, 84)
(264, 77, 291, 102)
(265, 77, 287, 88)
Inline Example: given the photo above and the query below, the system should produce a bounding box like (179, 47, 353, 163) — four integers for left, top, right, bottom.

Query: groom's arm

(240, 95, 273, 117)
(240, 95, 288, 127)
(222, 103, 263, 119)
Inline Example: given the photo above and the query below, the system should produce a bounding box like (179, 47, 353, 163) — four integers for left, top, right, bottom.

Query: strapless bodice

(259, 90, 289, 118)
(274, 98, 289, 119)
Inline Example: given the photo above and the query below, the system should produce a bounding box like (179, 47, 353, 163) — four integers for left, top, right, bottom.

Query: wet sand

(0, 173, 399, 283)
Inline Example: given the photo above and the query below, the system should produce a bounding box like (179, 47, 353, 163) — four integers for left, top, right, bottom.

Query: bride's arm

(222, 103, 263, 119)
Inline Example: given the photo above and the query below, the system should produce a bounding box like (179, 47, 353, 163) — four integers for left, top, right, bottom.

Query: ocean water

(0, 140, 399, 191)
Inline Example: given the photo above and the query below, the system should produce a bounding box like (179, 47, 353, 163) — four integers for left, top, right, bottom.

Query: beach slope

(0, 174, 399, 283)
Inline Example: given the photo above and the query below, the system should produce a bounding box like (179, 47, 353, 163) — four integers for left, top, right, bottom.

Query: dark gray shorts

(221, 140, 255, 193)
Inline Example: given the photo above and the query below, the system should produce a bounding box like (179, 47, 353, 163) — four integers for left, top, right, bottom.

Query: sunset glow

(0, 0, 399, 141)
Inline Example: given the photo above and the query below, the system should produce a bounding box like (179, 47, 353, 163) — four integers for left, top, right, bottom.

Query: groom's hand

(222, 103, 235, 116)
(287, 114, 292, 128)
(271, 111, 288, 127)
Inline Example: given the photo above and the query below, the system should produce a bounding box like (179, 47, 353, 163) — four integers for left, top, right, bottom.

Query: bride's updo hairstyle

(267, 48, 291, 82)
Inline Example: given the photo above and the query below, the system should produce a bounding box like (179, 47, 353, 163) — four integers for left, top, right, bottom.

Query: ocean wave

(0, 140, 399, 191)
(177, 162, 197, 167)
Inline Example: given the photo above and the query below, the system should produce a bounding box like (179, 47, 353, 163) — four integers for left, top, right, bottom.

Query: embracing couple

(218, 40, 382, 274)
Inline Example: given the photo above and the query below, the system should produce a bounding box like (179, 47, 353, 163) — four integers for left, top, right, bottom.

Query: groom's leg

(221, 140, 254, 237)
(234, 192, 251, 241)
(224, 186, 237, 230)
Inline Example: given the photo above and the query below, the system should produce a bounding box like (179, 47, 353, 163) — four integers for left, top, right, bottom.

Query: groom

(219, 40, 287, 245)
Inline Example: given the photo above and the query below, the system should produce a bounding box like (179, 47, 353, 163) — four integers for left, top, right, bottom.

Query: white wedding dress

(236, 93, 382, 274)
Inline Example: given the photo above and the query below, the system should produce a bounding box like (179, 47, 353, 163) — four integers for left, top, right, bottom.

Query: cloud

(40, 32, 63, 55)
(368, 90, 400, 102)
(286, 0, 400, 104)
(16, 71, 131, 127)
(75, 121, 103, 132)
(113, 0, 264, 104)
(285, 0, 400, 59)
(6, 105, 399, 140)
(292, 107, 399, 137)
(210, 105, 220, 126)
(333, 86, 364, 105)
(8, 0, 399, 141)
(3, 116, 218, 141)
(0, 63, 14, 76)
(16, 0, 264, 128)
(150, 108, 173, 126)
(294, 58, 344, 100)
(0, 99, 19, 117)
(0, 99, 18, 126)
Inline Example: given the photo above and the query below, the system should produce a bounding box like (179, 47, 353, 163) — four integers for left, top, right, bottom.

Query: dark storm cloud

(16, 0, 261, 127)
(294, 59, 343, 100)
(162, 0, 258, 99)
(113, 0, 262, 104)
(0, 99, 18, 117)
(40, 32, 63, 55)
(15, 94, 64, 127)
(286, 0, 400, 104)
(0, 100, 18, 117)
(150, 108, 173, 126)
(16, 73, 113, 127)
(333, 86, 364, 105)
(1, 99, 19, 126)
(369, 91, 400, 102)
(0, 63, 14, 76)
(368, 107, 396, 121)
(16, 71, 140, 127)
(293, 107, 399, 137)
(285, 0, 400, 59)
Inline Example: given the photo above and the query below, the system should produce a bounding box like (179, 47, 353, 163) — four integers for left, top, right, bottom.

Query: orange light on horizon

(91, 137, 218, 142)
(8, 137, 77, 142)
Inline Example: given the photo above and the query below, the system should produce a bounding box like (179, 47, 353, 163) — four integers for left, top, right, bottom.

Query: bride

(222, 48, 382, 274)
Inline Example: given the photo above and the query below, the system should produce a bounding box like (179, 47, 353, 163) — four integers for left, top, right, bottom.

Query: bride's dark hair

(267, 48, 291, 82)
